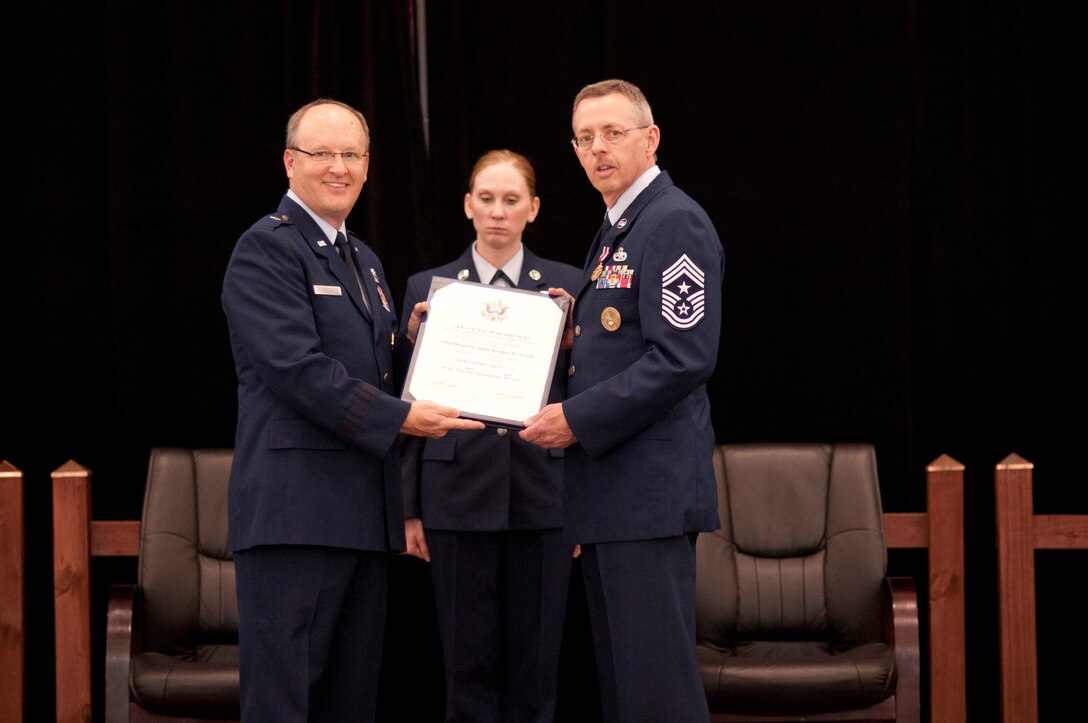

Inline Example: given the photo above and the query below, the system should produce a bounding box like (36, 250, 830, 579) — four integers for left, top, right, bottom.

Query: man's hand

(403, 517, 430, 561)
(548, 288, 575, 350)
(402, 400, 485, 438)
(405, 301, 428, 344)
(519, 403, 577, 448)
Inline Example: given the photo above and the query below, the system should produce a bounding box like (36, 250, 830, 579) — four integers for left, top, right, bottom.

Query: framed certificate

(401, 276, 570, 427)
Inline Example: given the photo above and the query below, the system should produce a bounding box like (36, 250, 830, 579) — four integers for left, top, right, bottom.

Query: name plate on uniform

(401, 277, 570, 427)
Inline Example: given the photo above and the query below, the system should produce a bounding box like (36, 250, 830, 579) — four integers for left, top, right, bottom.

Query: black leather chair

(696, 443, 920, 722)
(105, 448, 240, 722)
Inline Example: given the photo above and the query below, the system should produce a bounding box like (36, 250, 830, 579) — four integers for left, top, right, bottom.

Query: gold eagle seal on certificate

(482, 299, 510, 321)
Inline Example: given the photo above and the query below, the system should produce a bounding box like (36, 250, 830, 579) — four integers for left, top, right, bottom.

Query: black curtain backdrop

(4, 1, 1084, 720)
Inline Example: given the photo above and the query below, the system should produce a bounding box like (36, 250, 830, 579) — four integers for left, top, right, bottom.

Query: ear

(644, 125, 661, 159)
(284, 148, 295, 179)
(527, 196, 541, 223)
(464, 193, 473, 219)
(357, 154, 370, 184)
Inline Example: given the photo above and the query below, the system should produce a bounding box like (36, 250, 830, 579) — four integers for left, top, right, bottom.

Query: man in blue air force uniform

(221, 99, 482, 722)
(521, 79, 723, 722)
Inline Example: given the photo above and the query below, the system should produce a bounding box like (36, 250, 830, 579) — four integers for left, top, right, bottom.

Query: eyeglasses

(289, 147, 369, 164)
(570, 125, 651, 150)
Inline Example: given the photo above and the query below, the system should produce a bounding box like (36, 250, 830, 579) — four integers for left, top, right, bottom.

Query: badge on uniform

(596, 265, 634, 289)
(600, 306, 621, 331)
(591, 246, 611, 282)
(370, 268, 391, 311)
(661, 253, 706, 329)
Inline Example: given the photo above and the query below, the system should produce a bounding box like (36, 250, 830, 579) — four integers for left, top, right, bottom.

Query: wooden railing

(994, 453, 1088, 723)
(882, 454, 968, 723)
(50, 455, 967, 723)
(51, 461, 140, 723)
(1, 460, 25, 723)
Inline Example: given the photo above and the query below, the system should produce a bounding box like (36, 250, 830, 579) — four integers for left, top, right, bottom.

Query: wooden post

(52, 460, 93, 723)
(994, 453, 1037, 723)
(882, 455, 968, 723)
(925, 454, 967, 723)
(0, 461, 25, 723)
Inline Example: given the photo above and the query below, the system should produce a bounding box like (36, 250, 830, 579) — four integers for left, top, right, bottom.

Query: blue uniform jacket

(563, 171, 723, 543)
(222, 195, 410, 553)
(400, 245, 581, 531)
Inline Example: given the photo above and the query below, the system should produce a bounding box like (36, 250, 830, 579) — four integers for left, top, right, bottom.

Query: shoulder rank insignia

(661, 254, 706, 329)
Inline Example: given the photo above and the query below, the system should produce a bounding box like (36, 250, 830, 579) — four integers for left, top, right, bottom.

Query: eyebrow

(574, 123, 625, 133)
(474, 189, 523, 197)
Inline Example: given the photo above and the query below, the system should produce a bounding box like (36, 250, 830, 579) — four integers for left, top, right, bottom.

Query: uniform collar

(607, 165, 661, 226)
(286, 188, 347, 245)
(471, 241, 525, 287)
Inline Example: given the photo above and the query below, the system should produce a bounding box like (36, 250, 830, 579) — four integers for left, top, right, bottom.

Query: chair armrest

(105, 584, 136, 723)
(887, 576, 921, 723)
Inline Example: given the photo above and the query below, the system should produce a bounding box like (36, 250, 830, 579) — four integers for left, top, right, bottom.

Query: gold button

(574, 324, 582, 336)
(568, 364, 576, 376)
(496, 427, 508, 437)
(382, 372, 390, 383)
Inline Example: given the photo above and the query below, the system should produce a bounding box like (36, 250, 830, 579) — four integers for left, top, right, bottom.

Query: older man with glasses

(522, 79, 723, 722)
(222, 98, 482, 722)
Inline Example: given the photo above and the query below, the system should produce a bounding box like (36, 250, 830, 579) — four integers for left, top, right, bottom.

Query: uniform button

(496, 427, 508, 437)
(382, 372, 390, 383)
(574, 324, 581, 336)
(568, 364, 576, 376)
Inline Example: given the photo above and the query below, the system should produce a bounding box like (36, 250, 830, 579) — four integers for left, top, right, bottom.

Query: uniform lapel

(575, 173, 674, 303)
(345, 235, 380, 330)
(279, 197, 373, 322)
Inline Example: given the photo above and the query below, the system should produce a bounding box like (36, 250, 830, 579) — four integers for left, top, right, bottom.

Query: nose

(589, 133, 610, 153)
(328, 154, 349, 172)
(490, 203, 506, 218)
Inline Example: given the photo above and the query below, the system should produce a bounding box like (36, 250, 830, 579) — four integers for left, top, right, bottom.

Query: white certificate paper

(401, 277, 570, 427)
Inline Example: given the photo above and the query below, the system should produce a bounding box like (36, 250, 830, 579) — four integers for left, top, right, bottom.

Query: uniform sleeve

(222, 225, 410, 459)
(564, 204, 723, 456)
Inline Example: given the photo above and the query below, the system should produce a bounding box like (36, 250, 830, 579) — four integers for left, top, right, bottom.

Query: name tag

(313, 285, 343, 296)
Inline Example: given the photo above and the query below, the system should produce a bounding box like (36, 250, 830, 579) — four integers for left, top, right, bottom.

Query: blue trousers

(580, 535, 709, 723)
(235, 545, 389, 722)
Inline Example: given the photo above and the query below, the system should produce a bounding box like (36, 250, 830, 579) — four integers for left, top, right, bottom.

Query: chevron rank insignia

(661, 254, 706, 329)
